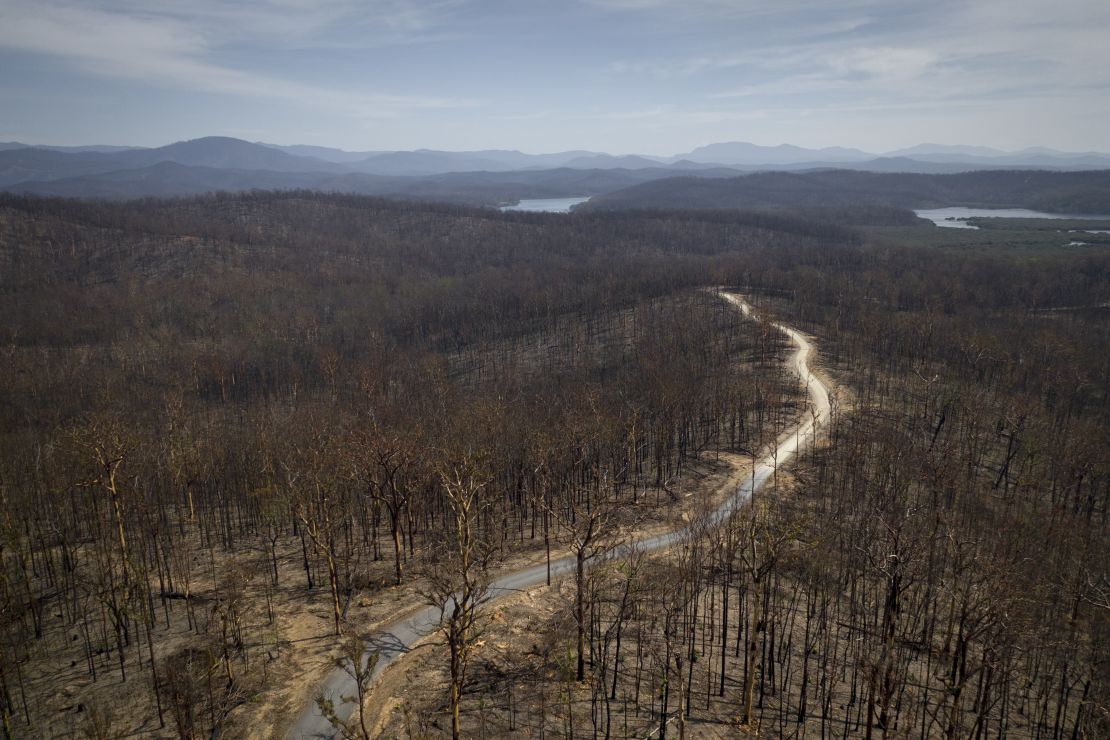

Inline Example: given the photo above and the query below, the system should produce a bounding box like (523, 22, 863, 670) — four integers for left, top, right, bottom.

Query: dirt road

(286, 290, 832, 738)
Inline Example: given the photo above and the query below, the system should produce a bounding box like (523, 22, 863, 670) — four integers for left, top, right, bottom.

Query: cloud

(824, 47, 937, 82)
(583, 0, 879, 18)
(32, 0, 464, 46)
(2, 0, 1108, 151)
(0, 0, 470, 115)
(644, 0, 1110, 113)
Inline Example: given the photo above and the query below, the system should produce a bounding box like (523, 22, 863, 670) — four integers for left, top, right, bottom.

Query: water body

(916, 207, 1110, 229)
(500, 196, 590, 212)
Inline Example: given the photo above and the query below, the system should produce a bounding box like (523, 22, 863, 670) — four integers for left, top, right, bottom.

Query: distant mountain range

(2, 136, 1109, 203)
(677, 141, 874, 165)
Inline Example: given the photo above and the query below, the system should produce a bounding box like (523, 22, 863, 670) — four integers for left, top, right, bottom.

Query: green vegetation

(866, 217, 1110, 256)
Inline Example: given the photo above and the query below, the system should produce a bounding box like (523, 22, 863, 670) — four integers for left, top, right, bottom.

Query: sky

(1, 0, 1109, 154)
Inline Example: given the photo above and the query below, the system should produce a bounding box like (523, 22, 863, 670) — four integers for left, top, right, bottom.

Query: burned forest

(0, 192, 1107, 739)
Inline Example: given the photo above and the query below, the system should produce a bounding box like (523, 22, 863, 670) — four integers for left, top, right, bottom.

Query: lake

(500, 196, 591, 213)
(916, 207, 1110, 229)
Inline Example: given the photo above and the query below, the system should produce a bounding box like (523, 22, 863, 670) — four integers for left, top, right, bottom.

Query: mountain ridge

(3, 135, 1110, 201)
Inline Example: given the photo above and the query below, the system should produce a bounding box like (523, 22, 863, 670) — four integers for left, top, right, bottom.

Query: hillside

(0, 137, 347, 187)
(3, 164, 742, 205)
(581, 168, 1110, 214)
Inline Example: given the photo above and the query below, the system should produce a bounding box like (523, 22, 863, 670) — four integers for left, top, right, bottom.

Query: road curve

(287, 290, 832, 738)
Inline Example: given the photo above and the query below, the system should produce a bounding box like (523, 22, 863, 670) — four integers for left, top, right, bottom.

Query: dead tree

(420, 451, 494, 740)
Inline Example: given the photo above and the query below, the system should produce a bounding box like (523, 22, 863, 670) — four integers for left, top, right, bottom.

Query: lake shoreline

(916, 206, 1110, 229)
(500, 196, 591, 213)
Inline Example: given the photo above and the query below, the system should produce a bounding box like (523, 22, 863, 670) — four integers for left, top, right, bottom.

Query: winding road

(287, 290, 832, 738)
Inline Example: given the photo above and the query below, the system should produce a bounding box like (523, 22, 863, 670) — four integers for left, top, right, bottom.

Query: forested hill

(580, 168, 1110, 214)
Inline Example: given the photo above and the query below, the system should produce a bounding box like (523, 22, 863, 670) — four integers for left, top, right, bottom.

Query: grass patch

(865, 218, 1110, 256)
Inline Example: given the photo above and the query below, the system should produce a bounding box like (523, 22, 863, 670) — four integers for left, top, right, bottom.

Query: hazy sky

(2, 0, 1108, 153)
